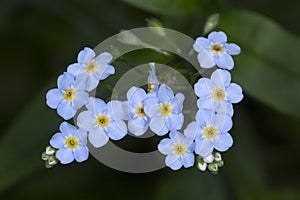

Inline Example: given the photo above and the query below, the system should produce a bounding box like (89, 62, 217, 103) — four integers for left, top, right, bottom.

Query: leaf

(218, 10, 300, 118)
(123, 0, 202, 15)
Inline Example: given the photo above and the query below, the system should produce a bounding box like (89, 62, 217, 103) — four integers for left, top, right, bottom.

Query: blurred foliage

(0, 0, 300, 199)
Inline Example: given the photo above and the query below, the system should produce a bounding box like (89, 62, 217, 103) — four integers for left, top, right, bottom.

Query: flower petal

(168, 158, 183, 170)
(128, 87, 147, 105)
(195, 138, 214, 157)
(86, 74, 100, 92)
(158, 84, 174, 103)
(50, 133, 65, 149)
(184, 121, 198, 139)
(72, 91, 89, 110)
(57, 72, 75, 90)
(46, 89, 64, 109)
(197, 50, 215, 68)
(128, 119, 148, 136)
(77, 129, 88, 145)
(94, 52, 113, 65)
(211, 69, 231, 88)
(107, 100, 127, 121)
(193, 37, 211, 52)
(194, 78, 214, 98)
(224, 43, 241, 55)
(57, 100, 76, 120)
(67, 63, 83, 77)
(165, 153, 180, 167)
(59, 122, 77, 137)
(74, 146, 89, 162)
(157, 138, 172, 155)
(77, 47, 95, 64)
(56, 148, 74, 164)
(149, 116, 166, 135)
(86, 97, 106, 115)
(181, 153, 195, 168)
(215, 53, 234, 70)
(166, 113, 183, 131)
(226, 83, 243, 103)
(88, 127, 109, 148)
(215, 113, 233, 133)
(98, 65, 115, 80)
(77, 111, 96, 131)
(106, 121, 127, 140)
(214, 133, 233, 152)
(208, 31, 227, 44)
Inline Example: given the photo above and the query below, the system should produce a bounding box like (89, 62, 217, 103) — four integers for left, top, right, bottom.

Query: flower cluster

(42, 31, 243, 174)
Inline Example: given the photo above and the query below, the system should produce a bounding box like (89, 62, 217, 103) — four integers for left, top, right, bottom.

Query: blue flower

(77, 97, 127, 148)
(126, 86, 150, 136)
(46, 72, 89, 120)
(158, 131, 194, 170)
(194, 69, 243, 117)
(193, 31, 241, 70)
(50, 122, 89, 164)
(67, 47, 115, 92)
(144, 84, 184, 136)
(184, 110, 233, 157)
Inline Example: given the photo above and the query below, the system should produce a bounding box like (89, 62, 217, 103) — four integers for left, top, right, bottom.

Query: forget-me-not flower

(46, 72, 89, 120)
(144, 84, 184, 136)
(126, 86, 150, 136)
(67, 47, 115, 92)
(77, 97, 127, 148)
(50, 122, 89, 164)
(194, 69, 243, 117)
(193, 31, 240, 70)
(158, 131, 194, 170)
(184, 110, 233, 157)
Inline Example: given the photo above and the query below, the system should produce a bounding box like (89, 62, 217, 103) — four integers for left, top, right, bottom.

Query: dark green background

(0, 0, 299, 199)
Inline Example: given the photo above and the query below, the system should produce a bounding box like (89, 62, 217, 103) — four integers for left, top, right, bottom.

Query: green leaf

(218, 10, 300, 118)
(123, 0, 202, 15)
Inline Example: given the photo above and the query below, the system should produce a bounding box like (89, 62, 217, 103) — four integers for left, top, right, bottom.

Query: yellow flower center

(204, 126, 217, 139)
(213, 88, 225, 101)
(148, 82, 155, 92)
(136, 104, 146, 117)
(66, 136, 78, 149)
(211, 44, 223, 54)
(85, 62, 97, 73)
(96, 115, 109, 127)
(63, 89, 75, 101)
(160, 103, 171, 116)
(174, 144, 186, 155)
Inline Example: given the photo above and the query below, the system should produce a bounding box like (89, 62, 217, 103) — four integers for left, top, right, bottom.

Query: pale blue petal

(143, 97, 160, 117)
(184, 121, 198, 139)
(197, 50, 215, 68)
(169, 96, 183, 114)
(216, 101, 234, 117)
(226, 83, 243, 103)
(215, 113, 233, 133)
(46, 89, 64, 109)
(86, 74, 99, 92)
(128, 87, 147, 105)
(181, 153, 195, 168)
(94, 52, 113, 65)
(56, 148, 74, 164)
(149, 116, 166, 135)
(74, 146, 89, 162)
(214, 133, 233, 152)
(77, 129, 88, 145)
(59, 122, 77, 137)
(107, 100, 127, 121)
(196, 98, 213, 110)
(194, 78, 214, 98)
(98, 65, 115, 80)
(50, 133, 65, 149)
(166, 153, 180, 167)
(215, 53, 234, 70)
(224, 43, 241, 55)
(73, 74, 88, 91)
(166, 113, 183, 131)
(196, 109, 215, 126)
(211, 69, 231, 88)
(158, 84, 174, 103)
(67, 63, 83, 77)
(107, 121, 127, 140)
(86, 97, 106, 115)
(208, 31, 227, 44)
(167, 156, 182, 170)
(195, 139, 214, 157)
(57, 72, 75, 90)
(72, 91, 89, 110)
(158, 138, 172, 155)
(128, 119, 148, 136)
(89, 127, 109, 148)
(156, 123, 169, 136)
(194, 37, 211, 52)
(77, 47, 95, 64)
(132, 116, 149, 127)
(77, 111, 96, 131)
(175, 93, 185, 105)
(169, 130, 177, 139)
(57, 100, 76, 120)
